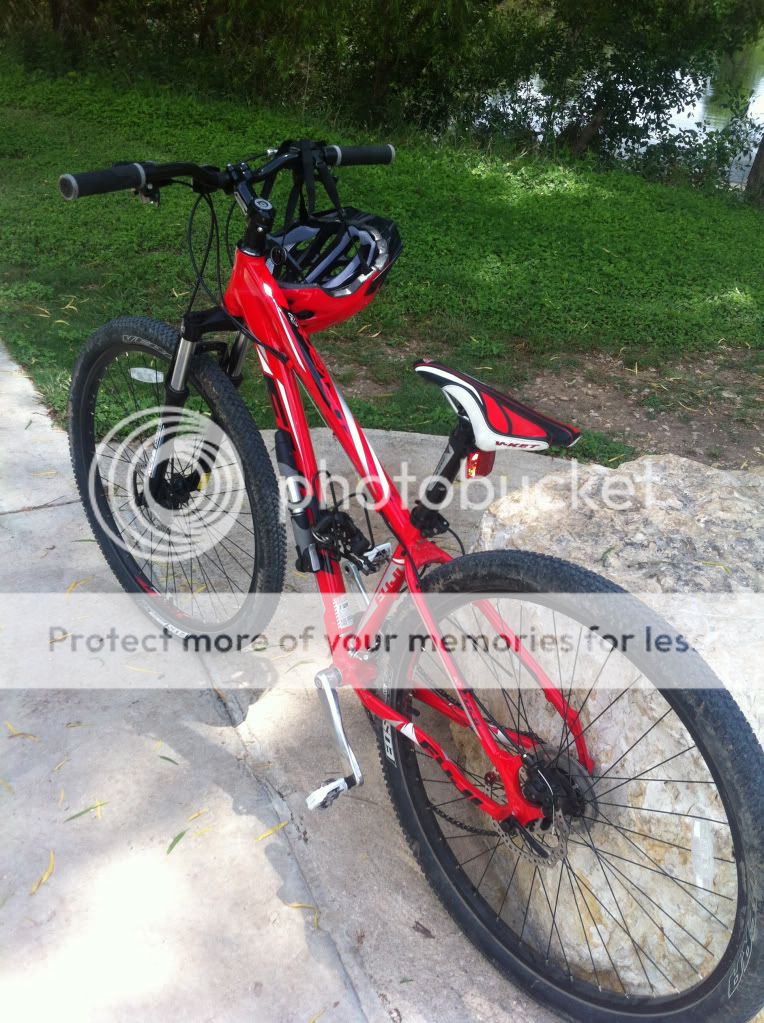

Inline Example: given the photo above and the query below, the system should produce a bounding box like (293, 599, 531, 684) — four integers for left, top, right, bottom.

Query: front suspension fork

(146, 333, 198, 497)
(146, 328, 247, 496)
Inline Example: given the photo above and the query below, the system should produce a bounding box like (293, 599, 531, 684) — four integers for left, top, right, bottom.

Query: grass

(1, 54, 762, 460)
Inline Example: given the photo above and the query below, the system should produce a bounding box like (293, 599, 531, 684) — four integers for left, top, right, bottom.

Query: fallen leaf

(413, 920, 434, 939)
(65, 721, 83, 729)
(49, 632, 70, 645)
(187, 808, 209, 822)
(30, 850, 55, 895)
(52, 758, 69, 773)
(5, 722, 38, 741)
(308, 1011, 326, 1023)
(255, 820, 288, 842)
(167, 830, 188, 855)
(65, 801, 107, 822)
(65, 576, 93, 595)
(58, 788, 65, 807)
(212, 687, 228, 704)
(287, 902, 320, 930)
(32, 470, 58, 478)
(159, 754, 179, 765)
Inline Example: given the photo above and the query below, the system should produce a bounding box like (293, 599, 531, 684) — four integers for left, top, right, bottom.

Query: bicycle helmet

(268, 207, 402, 333)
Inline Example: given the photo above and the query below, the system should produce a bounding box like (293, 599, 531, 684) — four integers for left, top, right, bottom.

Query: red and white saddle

(414, 360, 580, 453)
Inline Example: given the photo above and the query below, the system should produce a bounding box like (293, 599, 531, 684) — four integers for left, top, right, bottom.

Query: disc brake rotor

(491, 811, 571, 867)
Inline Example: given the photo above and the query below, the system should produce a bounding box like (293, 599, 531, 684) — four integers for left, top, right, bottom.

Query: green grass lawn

(1, 55, 762, 458)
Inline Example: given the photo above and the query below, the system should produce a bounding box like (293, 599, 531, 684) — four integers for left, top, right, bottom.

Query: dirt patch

(508, 349, 763, 470)
(324, 330, 762, 469)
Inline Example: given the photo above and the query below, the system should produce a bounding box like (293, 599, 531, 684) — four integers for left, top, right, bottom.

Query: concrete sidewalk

(0, 343, 561, 1023)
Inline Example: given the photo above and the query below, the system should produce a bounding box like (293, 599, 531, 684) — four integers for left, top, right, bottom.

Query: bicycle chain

(431, 801, 570, 865)
(431, 803, 496, 836)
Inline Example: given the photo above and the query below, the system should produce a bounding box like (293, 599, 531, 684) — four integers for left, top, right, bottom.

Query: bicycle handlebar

(322, 144, 395, 167)
(58, 142, 396, 201)
(59, 163, 147, 200)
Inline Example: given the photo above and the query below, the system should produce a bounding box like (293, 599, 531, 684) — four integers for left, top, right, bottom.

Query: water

(669, 35, 764, 182)
(487, 34, 764, 183)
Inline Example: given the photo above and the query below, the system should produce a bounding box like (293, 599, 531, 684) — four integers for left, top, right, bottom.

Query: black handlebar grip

(323, 144, 396, 168)
(58, 162, 151, 200)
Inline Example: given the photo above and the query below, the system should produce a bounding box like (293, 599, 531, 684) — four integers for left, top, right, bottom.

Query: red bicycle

(61, 141, 764, 1023)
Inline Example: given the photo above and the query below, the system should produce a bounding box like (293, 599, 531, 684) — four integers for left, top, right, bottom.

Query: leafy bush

(2, 0, 763, 184)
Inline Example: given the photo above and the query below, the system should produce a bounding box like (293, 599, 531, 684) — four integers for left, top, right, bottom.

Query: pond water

(669, 34, 764, 181)
(488, 35, 764, 183)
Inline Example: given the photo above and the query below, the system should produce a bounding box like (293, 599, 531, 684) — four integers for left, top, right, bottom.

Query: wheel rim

(396, 592, 744, 1011)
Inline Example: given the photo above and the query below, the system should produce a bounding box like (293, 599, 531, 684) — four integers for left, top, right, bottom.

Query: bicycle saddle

(414, 360, 580, 452)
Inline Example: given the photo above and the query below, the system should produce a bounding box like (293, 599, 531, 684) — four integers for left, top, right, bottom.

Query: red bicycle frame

(225, 246, 592, 827)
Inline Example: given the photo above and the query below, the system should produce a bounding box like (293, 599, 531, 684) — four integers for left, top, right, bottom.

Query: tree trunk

(557, 107, 608, 155)
(573, 107, 608, 155)
(745, 135, 764, 204)
(48, 0, 99, 39)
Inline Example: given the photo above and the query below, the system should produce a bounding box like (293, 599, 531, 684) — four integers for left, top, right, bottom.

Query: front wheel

(377, 550, 764, 1023)
(68, 316, 286, 643)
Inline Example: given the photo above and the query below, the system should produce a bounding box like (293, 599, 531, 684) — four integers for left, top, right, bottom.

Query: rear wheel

(378, 550, 764, 1023)
(68, 316, 285, 643)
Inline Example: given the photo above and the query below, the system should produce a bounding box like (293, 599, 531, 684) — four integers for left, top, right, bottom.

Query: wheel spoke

(389, 590, 745, 1007)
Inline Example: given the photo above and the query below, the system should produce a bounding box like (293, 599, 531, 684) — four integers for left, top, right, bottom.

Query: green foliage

(3, 0, 763, 162)
(626, 95, 761, 188)
(552, 432, 636, 467)
(0, 57, 762, 458)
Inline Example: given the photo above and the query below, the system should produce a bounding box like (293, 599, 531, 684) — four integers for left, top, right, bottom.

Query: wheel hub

(135, 468, 201, 510)
(492, 746, 597, 867)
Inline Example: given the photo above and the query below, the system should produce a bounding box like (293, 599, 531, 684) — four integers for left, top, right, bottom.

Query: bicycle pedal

(306, 775, 355, 810)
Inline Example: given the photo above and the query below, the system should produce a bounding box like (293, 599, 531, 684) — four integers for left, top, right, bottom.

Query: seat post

(422, 417, 474, 508)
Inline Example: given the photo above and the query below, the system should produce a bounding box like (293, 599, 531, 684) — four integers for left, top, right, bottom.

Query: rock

(473, 453, 763, 987)
(478, 452, 764, 737)
(479, 453, 763, 593)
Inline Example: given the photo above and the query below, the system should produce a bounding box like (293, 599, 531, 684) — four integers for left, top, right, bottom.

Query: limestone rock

(478, 453, 764, 736)
(479, 453, 763, 593)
